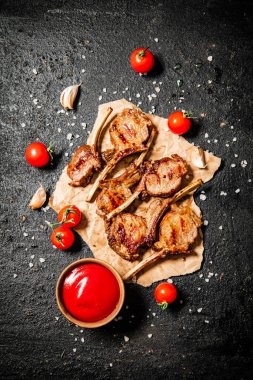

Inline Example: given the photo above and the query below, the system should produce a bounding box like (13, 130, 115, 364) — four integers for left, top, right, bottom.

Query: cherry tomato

(25, 142, 52, 167)
(167, 111, 191, 135)
(51, 227, 75, 250)
(130, 48, 155, 73)
(154, 282, 178, 309)
(57, 205, 82, 228)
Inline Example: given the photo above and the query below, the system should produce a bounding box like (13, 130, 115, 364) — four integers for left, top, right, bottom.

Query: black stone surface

(0, 1, 252, 379)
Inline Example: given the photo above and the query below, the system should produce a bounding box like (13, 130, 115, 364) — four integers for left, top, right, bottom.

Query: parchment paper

(50, 99, 221, 287)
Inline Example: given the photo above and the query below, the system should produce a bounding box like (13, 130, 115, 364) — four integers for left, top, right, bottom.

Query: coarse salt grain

(109, 363, 113, 367)
(67, 133, 73, 140)
(136, 93, 140, 98)
(167, 279, 173, 283)
(207, 56, 213, 62)
(233, 137, 237, 142)
(205, 279, 209, 282)
(219, 226, 223, 230)
(155, 87, 160, 93)
(103, 88, 107, 93)
(234, 154, 238, 157)
(203, 220, 209, 226)
(65, 152, 69, 157)
(200, 194, 207, 201)
(33, 99, 38, 105)
(154, 38, 159, 42)
(197, 308, 202, 313)
(32, 68, 38, 75)
(81, 337, 84, 343)
(73, 348, 76, 353)
(29, 263, 33, 268)
(81, 69, 85, 73)
(39, 258, 45, 263)
(13, 274, 17, 278)
(31, 255, 35, 259)
(231, 164, 236, 168)
(225, 143, 229, 147)
(199, 274, 203, 278)
(124, 336, 129, 342)
(235, 188, 240, 193)
(241, 160, 247, 168)
(23, 232, 28, 237)
(21, 123, 25, 128)
(82, 55, 85, 59)
(98, 95, 102, 101)
(205, 320, 210, 323)
(148, 334, 153, 338)
(204, 133, 209, 138)
(220, 191, 227, 196)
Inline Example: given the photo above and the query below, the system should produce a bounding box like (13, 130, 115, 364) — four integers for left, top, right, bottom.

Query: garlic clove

(29, 185, 47, 209)
(60, 84, 80, 110)
(189, 146, 207, 169)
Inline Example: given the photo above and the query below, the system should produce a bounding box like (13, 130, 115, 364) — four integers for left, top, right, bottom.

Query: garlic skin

(189, 147, 207, 169)
(29, 186, 47, 209)
(60, 84, 80, 110)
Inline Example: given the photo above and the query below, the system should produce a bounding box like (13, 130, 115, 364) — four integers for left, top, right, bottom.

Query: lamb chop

(106, 179, 202, 262)
(86, 108, 154, 201)
(96, 128, 156, 217)
(123, 203, 202, 281)
(106, 154, 188, 220)
(67, 107, 113, 187)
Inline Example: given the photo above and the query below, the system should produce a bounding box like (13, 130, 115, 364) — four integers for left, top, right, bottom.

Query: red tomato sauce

(62, 263, 120, 322)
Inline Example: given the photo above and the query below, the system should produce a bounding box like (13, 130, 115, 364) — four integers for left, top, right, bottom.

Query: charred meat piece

(67, 107, 112, 187)
(86, 114, 155, 202)
(153, 205, 202, 254)
(67, 145, 101, 187)
(144, 155, 188, 197)
(109, 108, 151, 151)
(106, 213, 147, 261)
(96, 163, 141, 216)
(106, 154, 188, 220)
(106, 180, 202, 262)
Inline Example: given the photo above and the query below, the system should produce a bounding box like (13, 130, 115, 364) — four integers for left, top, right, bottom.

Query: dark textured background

(0, 0, 253, 379)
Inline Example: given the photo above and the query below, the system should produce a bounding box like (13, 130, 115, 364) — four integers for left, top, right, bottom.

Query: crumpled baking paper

(50, 99, 221, 287)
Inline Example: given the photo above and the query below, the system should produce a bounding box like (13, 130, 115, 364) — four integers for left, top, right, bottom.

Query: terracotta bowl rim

(56, 258, 125, 328)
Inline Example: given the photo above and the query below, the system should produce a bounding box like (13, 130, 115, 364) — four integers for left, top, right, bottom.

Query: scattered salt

(81, 69, 85, 73)
(241, 160, 247, 168)
(203, 220, 209, 226)
(219, 226, 223, 230)
(23, 232, 28, 237)
(155, 87, 160, 93)
(82, 55, 85, 59)
(73, 348, 76, 353)
(109, 363, 113, 367)
(207, 56, 213, 62)
(33, 99, 38, 105)
(103, 88, 107, 93)
(154, 38, 159, 42)
(231, 164, 236, 168)
(29, 263, 33, 268)
(21, 123, 25, 128)
(32, 68, 38, 75)
(98, 95, 102, 101)
(136, 93, 140, 98)
(148, 334, 153, 338)
(200, 194, 207, 201)
(197, 308, 202, 313)
(65, 152, 69, 157)
(235, 188, 240, 193)
(58, 128, 61, 132)
(167, 278, 173, 283)
(39, 258, 45, 263)
(233, 137, 237, 142)
(204, 320, 210, 324)
(205, 279, 209, 282)
(204, 133, 209, 138)
(67, 133, 73, 140)
(220, 191, 227, 196)
(13, 274, 17, 278)
(234, 154, 238, 157)
(124, 336, 129, 342)
(81, 338, 84, 343)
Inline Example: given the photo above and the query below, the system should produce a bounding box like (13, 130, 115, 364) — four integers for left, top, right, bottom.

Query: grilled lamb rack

(106, 154, 188, 220)
(96, 128, 156, 217)
(67, 107, 113, 187)
(86, 108, 154, 201)
(106, 179, 203, 262)
(123, 203, 202, 281)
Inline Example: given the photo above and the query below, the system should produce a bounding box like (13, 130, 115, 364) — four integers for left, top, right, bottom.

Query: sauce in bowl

(62, 263, 120, 323)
